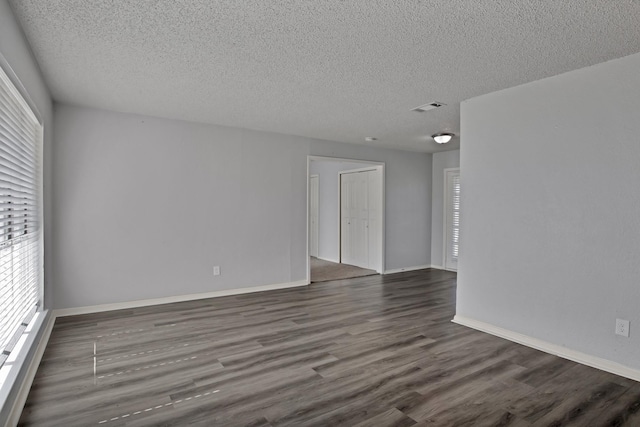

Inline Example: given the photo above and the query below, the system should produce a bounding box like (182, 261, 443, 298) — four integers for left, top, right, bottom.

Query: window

(444, 168, 460, 271)
(0, 63, 43, 369)
(452, 173, 460, 259)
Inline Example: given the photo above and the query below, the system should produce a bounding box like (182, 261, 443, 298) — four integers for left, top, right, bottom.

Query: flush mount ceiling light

(365, 137, 377, 142)
(432, 133, 454, 144)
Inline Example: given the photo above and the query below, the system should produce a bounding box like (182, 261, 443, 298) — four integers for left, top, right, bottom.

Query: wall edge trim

(6, 313, 56, 426)
(316, 256, 340, 264)
(54, 280, 309, 317)
(452, 315, 640, 382)
(383, 265, 433, 274)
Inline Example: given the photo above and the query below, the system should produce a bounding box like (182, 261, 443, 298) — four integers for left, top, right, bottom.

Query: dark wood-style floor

(19, 269, 640, 426)
(310, 257, 377, 283)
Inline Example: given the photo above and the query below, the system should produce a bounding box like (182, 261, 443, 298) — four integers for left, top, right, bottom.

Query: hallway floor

(310, 257, 377, 282)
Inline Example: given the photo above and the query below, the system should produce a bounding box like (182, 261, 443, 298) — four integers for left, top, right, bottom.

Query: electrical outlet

(615, 318, 630, 337)
(213, 266, 220, 276)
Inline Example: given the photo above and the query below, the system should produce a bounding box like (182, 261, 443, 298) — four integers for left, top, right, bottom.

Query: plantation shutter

(0, 63, 43, 368)
(451, 173, 460, 260)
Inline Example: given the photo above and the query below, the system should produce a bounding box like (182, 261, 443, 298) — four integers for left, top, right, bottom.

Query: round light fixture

(365, 137, 377, 142)
(432, 133, 454, 144)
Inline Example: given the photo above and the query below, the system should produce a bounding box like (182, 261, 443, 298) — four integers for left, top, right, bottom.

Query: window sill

(0, 309, 52, 425)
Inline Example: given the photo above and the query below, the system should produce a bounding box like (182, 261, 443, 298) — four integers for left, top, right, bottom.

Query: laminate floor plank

(265, 363, 428, 426)
(534, 380, 628, 426)
(585, 384, 640, 426)
(352, 408, 416, 427)
(18, 269, 639, 426)
(399, 359, 527, 421)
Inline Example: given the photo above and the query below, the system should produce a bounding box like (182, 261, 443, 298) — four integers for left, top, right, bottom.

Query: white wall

(1, 0, 54, 309)
(458, 52, 640, 370)
(430, 150, 459, 268)
(53, 104, 432, 309)
(309, 160, 367, 262)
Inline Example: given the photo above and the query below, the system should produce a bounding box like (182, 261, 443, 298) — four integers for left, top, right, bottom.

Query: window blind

(451, 174, 460, 260)
(0, 63, 42, 368)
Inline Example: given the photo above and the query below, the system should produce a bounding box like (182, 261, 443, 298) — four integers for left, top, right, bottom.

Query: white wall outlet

(213, 266, 220, 276)
(615, 318, 630, 337)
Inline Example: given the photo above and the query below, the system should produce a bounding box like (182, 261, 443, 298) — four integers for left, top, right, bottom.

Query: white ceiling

(9, 1, 640, 153)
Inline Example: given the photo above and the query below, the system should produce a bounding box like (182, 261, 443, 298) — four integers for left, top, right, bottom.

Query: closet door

(340, 172, 355, 265)
(352, 171, 369, 268)
(309, 175, 319, 257)
(340, 169, 381, 270)
(342, 171, 366, 267)
(366, 169, 382, 272)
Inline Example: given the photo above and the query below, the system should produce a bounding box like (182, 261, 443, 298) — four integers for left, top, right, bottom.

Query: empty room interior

(1, 1, 640, 426)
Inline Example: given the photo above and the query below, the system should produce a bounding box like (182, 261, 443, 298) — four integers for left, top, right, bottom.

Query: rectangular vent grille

(411, 101, 446, 113)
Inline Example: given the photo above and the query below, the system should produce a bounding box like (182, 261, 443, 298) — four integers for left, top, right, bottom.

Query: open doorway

(307, 157, 385, 283)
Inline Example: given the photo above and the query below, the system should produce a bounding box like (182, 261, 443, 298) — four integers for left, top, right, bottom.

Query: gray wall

(0, 1, 54, 422)
(53, 104, 432, 309)
(0, 0, 53, 308)
(309, 160, 368, 263)
(458, 51, 640, 369)
(1, 0, 54, 309)
(430, 150, 460, 268)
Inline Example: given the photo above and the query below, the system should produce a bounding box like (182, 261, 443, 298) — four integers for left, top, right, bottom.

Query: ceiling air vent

(411, 101, 446, 113)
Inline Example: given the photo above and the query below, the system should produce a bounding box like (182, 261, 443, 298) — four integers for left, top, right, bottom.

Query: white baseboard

(316, 256, 339, 263)
(7, 313, 56, 427)
(383, 264, 433, 275)
(430, 265, 458, 272)
(54, 280, 308, 317)
(452, 315, 640, 382)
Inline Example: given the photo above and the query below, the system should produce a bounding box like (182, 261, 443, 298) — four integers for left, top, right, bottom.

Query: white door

(444, 169, 460, 271)
(309, 175, 319, 257)
(352, 171, 369, 268)
(340, 168, 382, 271)
(366, 169, 382, 270)
(340, 172, 356, 266)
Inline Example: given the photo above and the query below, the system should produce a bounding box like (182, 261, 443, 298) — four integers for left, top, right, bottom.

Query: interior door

(340, 172, 355, 265)
(444, 169, 460, 271)
(340, 168, 382, 271)
(367, 169, 381, 271)
(309, 175, 319, 257)
(352, 171, 369, 268)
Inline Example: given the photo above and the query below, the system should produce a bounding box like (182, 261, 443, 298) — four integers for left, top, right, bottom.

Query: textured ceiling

(8, 0, 640, 152)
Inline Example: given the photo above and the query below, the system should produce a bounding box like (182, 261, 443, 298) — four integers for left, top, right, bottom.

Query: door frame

(443, 168, 460, 272)
(306, 156, 385, 284)
(309, 174, 319, 257)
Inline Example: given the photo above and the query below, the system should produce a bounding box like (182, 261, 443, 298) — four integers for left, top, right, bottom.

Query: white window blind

(0, 63, 42, 368)
(451, 174, 460, 260)
(444, 169, 460, 271)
